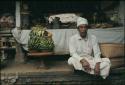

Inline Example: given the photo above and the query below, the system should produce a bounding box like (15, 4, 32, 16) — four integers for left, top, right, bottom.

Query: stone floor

(1, 57, 125, 85)
(1, 60, 73, 74)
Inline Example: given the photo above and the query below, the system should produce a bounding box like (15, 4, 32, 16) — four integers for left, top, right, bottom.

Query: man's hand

(94, 62, 100, 75)
(80, 59, 91, 72)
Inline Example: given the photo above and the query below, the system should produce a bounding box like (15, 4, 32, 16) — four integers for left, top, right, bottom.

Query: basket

(100, 43, 124, 58)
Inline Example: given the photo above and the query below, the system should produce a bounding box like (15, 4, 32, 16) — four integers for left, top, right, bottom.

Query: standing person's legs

(21, 47, 28, 63)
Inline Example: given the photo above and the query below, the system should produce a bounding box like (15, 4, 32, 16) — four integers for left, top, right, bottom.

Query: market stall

(12, 27, 124, 54)
(0, 1, 125, 85)
(11, 26, 125, 69)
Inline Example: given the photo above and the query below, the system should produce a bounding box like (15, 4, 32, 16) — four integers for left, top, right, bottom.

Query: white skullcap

(77, 17, 88, 27)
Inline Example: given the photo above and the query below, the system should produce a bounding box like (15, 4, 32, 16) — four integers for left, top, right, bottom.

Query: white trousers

(68, 57, 111, 79)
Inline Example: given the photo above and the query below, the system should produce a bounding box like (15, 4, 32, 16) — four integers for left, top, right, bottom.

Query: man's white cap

(77, 17, 88, 27)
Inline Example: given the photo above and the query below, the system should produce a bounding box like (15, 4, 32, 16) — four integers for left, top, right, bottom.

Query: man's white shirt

(69, 33, 102, 63)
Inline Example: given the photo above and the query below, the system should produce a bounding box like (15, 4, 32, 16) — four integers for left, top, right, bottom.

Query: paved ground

(1, 58, 125, 85)
(1, 60, 73, 74)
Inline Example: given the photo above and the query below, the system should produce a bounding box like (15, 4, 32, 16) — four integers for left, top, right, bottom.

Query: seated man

(68, 17, 111, 79)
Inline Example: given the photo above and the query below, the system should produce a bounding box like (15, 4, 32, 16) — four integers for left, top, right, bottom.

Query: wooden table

(27, 51, 54, 69)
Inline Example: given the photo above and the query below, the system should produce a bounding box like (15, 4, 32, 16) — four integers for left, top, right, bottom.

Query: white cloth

(69, 33, 102, 62)
(68, 57, 111, 79)
(49, 13, 78, 23)
(11, 28, 31, 50)
(11, 27, 124, 53)
(68, 33, 111, 79)
(77, 17, 88, 27)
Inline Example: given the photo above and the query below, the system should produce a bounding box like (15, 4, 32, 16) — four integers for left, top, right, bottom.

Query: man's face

(78, 24, 88, 38)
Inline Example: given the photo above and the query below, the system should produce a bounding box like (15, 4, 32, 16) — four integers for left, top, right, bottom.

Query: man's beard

(80, 31, 87, 38)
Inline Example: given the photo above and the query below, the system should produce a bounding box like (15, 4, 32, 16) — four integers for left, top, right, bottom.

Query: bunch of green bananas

(28, 25, 54, 51)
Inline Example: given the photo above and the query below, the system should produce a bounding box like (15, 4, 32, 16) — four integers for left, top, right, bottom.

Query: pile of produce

(28, 25, 54, 51)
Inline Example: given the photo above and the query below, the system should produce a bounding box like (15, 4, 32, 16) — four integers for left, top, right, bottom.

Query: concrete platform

(1, 60, 73, 74)
(1, 59, 125, 85)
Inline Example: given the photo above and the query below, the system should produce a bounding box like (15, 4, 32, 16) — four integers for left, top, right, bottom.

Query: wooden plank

(27, 52, 54, 57)
(0, 47, 15, 50)
(0, 34, 13, 37)
(0, 30, 11, 34)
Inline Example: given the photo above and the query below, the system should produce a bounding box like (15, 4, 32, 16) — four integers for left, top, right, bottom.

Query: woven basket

(100, 43, 124, 58)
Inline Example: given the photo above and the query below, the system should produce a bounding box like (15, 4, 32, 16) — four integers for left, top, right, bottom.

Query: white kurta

(68, 33, 111, 79)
